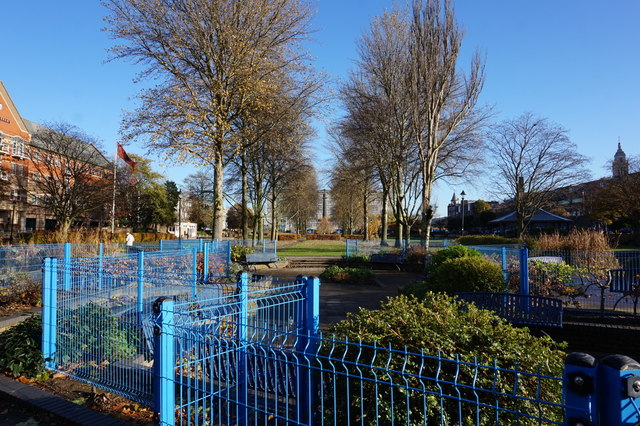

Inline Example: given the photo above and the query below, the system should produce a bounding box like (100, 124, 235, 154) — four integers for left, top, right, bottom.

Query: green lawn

(277, 240, 346, 257)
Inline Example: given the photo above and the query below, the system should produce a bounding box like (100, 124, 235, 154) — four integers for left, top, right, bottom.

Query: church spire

(612, 140, 628, 177)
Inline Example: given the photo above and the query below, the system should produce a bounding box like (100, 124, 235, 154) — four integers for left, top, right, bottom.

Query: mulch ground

(1, 373, 154, 425)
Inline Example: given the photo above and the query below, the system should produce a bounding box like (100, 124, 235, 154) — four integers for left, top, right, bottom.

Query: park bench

(245, 252, 279, 269)
(369, 253, 405, 271)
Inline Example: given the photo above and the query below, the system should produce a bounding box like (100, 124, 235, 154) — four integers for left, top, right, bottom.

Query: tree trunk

(363, 191, 369, 241)
(241, 150, 249, 241)
(381, 189, 388, 246)
(270, 195, 277, 241)
(212, 153, 225, 240)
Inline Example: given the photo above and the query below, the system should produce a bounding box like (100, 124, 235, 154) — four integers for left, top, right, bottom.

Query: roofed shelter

(489, 209, 573, 235)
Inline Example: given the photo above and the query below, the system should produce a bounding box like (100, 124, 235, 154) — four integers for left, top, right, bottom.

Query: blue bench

(609, 268, 640, 293)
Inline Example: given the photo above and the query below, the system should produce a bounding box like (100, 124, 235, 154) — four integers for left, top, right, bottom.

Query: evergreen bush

(428, 256, 506, 294)
(327, 294, 565, 424)
(0, 315, 50, 379)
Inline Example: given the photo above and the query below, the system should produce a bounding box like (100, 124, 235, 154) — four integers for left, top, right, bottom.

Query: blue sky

(3, 1, 640, 216)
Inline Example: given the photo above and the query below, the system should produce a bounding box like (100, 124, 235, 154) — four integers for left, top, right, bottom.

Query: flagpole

(111, 142, 118, 235)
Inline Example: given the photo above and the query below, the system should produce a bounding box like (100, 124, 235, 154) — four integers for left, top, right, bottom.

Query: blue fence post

(63, 242, 71, 291)
(199, 238, 203, 252)
(501, 247, 508, 283)
(345, 239, 350, 260)
(236, 272, 249, 424)
(443, 239, 448, 248)
(192, 247, 198, 298)
(153, 297, 175, 426)
(137, 251, 144, 323)
(203, 242, 210, 283)
(519, 247, 530, 314)
(98, 242, 104, 290)
(563, 352, 597, 425)
(159, 239, 163, 251)
(596, 354, 640, 425)
(274, 239, 277, 257)
(519, 248, 529, 295)
(42, 258, 58, 370)
(355, 239, 359, 255)
(297, 276, 320, 424)
(227, 241, 232, 266)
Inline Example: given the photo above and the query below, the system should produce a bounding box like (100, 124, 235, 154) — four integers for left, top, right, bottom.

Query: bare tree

(407, 0, 488, 247)
(183, 170, 215, 230)
(27, 122, 111, 236)
(488, 112, 590, 237)
(590, 159, 640, 244)
(337, 1, 487, 247)
(103, 0, 319, 239)
(280, 165, 319, 234)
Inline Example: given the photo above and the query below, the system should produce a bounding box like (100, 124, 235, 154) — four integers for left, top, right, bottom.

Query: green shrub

(58, 304, 140, 364)
(328, 294, 566, 424)
(342, 253, 370, 264)
(0, 315, 50, 379)
(428, 256, 505, 294)
(427, 245, 481, 273)
(456, 235, 520, 246)
(320, 265, 375, 284)
(231, 245, 254, 262)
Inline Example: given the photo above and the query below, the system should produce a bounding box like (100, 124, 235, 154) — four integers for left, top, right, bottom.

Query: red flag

(117, 143, 137, 169)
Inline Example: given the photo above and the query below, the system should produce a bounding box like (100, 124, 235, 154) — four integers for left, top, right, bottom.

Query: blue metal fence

(41, 251, 640, 425)
(467, 245, 640, 314)
(151, 294, 640, 425)
(40, 243, 232, 404)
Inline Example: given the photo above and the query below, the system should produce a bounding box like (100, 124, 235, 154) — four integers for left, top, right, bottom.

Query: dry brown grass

(537, 229, 614, 251)
(537, 229, 620, 274)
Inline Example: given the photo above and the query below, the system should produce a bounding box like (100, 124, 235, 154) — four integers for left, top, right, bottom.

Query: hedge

(306, 234, 341, 240)
(343, 234, 364, 240)
(278, 233, 301, 241)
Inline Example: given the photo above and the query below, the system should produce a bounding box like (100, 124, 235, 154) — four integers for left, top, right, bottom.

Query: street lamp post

(460, 190, 466, 235)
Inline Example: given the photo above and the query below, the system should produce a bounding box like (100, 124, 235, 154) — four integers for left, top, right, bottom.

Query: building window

(0, 132, 7, 154)
(31, 150, 42, 162)
(11, 163, 24, 175)
(12, 137, 24, 158)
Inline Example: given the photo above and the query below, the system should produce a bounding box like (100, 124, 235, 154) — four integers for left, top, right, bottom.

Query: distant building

(0, 81, 110, 235)
(612, 142, 629, 178)
(167, 222, 197, 239)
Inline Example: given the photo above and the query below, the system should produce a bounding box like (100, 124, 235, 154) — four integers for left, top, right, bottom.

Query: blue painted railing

(457, 291, 563, 327)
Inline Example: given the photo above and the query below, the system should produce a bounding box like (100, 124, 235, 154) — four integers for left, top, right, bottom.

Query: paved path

(254, 267, 423, 329)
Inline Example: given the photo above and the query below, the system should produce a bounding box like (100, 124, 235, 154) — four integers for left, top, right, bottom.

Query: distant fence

(345, 238, 453, 260)
(0, 238, 277, 288)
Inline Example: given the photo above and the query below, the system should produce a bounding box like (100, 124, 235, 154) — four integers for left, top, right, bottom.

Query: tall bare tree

(488, 112, 590, 237)
(279, 165, 318, 234)
(407, 0, 488, 247)
(103, 0, 319, 238)
(27, 122, 111, 236)
(337, 1, 487, 247)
